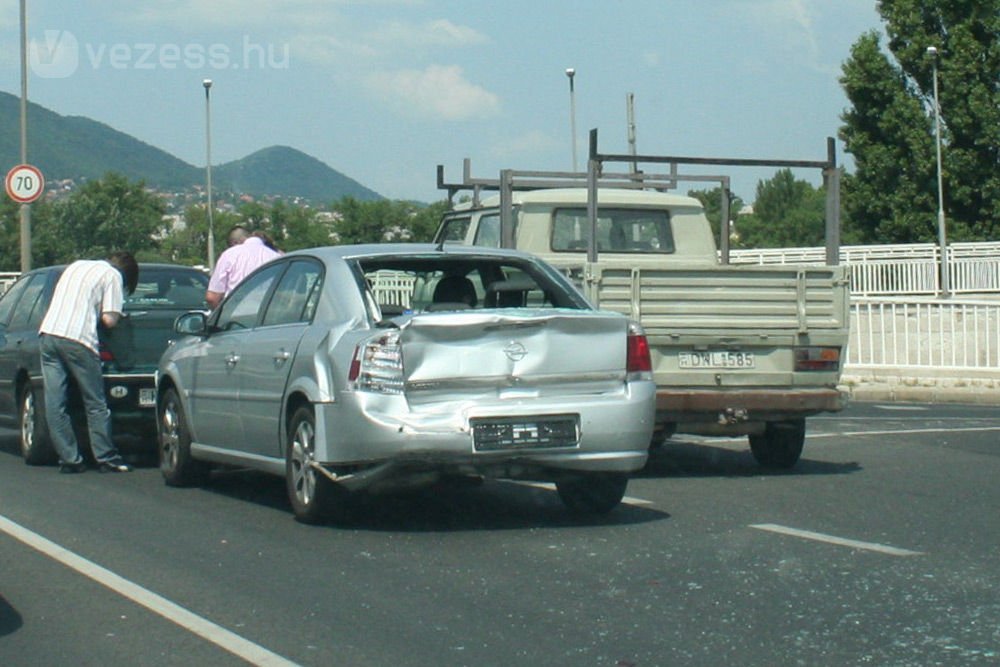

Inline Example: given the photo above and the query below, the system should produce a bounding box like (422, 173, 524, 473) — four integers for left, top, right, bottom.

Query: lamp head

(565, 68, 575, 78)
(926, 46, 938, 57)
(203, 79, 213, 89)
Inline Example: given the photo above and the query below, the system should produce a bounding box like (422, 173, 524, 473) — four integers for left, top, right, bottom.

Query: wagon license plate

(139, 388, 157, 407)
(678, 351, 755, 369)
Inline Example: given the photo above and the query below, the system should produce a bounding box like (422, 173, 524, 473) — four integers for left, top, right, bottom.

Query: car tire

(158, 387, 209, 486)
(556, 472, 629, 514)
(286, 406, 346, 524)
(749, 419, 806, 469)
(19, 383, 56, 465)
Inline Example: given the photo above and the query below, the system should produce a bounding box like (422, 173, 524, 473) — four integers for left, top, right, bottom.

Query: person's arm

(101, 312, 121, 328)
(205, 290, 224, 309)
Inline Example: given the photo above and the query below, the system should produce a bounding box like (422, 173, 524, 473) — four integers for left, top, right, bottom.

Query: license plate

(139, 388, 157, 407)
(678, 351, 755, 369)
(471, 415, 578, 451)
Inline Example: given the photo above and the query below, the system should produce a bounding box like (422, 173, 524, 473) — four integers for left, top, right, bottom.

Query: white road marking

(807, 425, 1000, 439)
(750, 523, 923, 557)
(0, 514, 300, 667)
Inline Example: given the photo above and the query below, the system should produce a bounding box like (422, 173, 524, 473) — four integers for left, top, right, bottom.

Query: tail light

(626, 322, 652, 379)
(348, 331, 404, 394)
(794, 346, 841, 371)
(98, 344, 114, 364)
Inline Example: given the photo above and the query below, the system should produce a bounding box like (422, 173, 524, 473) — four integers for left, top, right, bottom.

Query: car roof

(282, 243, 543, 263)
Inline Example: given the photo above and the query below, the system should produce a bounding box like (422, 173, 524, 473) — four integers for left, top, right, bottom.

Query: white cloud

(370, 19, 489, 49)
(366, 65, 499, 121)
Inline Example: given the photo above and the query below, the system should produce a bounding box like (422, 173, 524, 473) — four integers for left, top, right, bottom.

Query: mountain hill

(0, 91, 382, 201)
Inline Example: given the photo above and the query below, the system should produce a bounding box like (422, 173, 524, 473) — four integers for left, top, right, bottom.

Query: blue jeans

(39, 334, 121, 465)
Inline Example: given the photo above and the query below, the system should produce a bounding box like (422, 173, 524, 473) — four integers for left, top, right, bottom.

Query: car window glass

(474, 214, 501, 248)
(126, 268, 209, 310)
(215, 263, 284, 331)
(8, 274, 48, 330)
(438, 216, 470, 243)
(551, 207, 674, 253)
(262, 260, 323, 326)
(0, 275, 35, 327)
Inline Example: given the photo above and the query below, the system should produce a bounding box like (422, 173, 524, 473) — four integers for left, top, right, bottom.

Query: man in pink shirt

(205, 225, 280, 308)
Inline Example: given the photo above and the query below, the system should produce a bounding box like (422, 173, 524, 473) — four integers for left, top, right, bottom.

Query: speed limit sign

(5, 164, 45, 204)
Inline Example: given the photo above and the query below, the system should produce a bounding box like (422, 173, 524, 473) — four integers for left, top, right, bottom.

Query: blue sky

(0, 1, 884, 203)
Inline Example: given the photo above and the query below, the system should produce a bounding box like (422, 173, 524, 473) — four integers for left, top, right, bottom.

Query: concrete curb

(841, 373, 1000, 405)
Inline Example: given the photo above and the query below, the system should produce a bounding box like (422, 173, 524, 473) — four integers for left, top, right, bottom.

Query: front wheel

(158, 387, 210, 486)
(286, 406, 348, 524)
(20, 383, 55, 465)
(749, 419, 806, 468)
(556, 473, 629, 514)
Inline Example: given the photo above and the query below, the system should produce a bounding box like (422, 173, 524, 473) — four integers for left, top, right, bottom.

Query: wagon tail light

(626, 322, 652, 379)
(98, 344, 115, 364)
(795, 346, 841, 372)
(349, 331, 404, 394)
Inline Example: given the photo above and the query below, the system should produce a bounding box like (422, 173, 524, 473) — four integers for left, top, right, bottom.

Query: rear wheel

(19, 383, 55, 465)
(286, 406, 347, 524)
(749, 419, 806, 468)
(158, 387, 209, 486)
(556, 472, 629, 514)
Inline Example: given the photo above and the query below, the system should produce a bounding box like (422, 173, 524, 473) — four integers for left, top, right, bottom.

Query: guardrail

(731, 242, 1000, 296)
(846, 297, 1000, 374)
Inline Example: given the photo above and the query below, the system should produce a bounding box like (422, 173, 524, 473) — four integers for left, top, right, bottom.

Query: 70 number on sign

(5, 165, 45, 204)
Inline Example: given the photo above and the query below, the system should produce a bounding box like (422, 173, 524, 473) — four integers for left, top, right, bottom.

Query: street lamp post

(565, 68, 577, 172)
(203, 79, 215, 270)
(927, 46, 949, 298)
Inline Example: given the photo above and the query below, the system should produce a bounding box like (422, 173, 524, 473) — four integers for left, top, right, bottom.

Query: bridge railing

(847, 296, 1000, 374)
(731, 242, 1000, 296)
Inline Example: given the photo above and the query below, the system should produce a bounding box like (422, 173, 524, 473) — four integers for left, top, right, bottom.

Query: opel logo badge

(503, 341, 527, 362)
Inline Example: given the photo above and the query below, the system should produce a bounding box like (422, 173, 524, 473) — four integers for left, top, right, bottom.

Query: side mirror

(174, 311, 208, 336)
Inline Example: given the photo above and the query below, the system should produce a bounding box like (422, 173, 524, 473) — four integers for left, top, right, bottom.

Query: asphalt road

(1, 401, 998, 666)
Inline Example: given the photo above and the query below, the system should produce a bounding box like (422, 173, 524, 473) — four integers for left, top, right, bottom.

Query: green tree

(34, 173, 165, 265)
(839, 2, 1000, 243)
(160, 205, 240, 267)
(330, 197, 448, 245)
(687, 187, 744, 244)
(1, 196, 57, 271)
(733, 170, 827, 248)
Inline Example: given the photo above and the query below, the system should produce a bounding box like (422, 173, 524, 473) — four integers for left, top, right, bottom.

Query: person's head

(227, 225, 250, 248)
(107, 251, 139, 295)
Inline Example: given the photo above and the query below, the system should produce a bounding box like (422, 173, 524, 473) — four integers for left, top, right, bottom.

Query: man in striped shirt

(38, 252, 139, 474)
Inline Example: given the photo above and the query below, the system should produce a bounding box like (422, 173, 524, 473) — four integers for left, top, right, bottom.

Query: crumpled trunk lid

(398, 309, 627, 397)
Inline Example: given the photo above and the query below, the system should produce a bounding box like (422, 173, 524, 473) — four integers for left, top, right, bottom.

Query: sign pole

(19, 0, 31, 271)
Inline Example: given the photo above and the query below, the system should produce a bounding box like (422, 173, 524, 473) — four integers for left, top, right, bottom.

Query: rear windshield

(356, 255, 588, 317)
(125, 267, 209, 310)
(551, 207, 674, 253)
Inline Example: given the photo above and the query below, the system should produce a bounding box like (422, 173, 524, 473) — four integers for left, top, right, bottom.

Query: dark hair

(251, 230, 280, 252)
(107, 251, 139, 295)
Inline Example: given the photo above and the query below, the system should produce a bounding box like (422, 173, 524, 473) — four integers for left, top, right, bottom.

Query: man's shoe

(98, 461, 132, 473)
(59, 461, 87, 474)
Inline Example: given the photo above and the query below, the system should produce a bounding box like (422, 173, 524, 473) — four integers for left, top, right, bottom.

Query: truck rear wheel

(749, 419, 805, 468)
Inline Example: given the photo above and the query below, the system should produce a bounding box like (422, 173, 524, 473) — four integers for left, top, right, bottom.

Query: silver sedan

(156, 244, 655, 523)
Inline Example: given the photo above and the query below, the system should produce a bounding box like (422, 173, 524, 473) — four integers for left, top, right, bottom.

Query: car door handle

(225, 353, 240, 367)
(273, 350, 291, 364)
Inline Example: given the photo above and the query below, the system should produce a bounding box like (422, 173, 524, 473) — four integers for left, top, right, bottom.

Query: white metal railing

(370, 271, 415, 308)
(730, 242, 1000, 297)
(846, 297, 1000, 372)
(0, 272, 18, 295)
